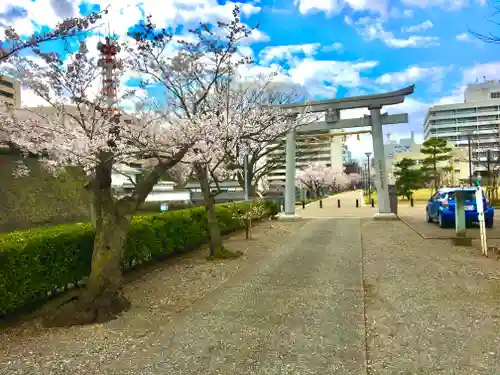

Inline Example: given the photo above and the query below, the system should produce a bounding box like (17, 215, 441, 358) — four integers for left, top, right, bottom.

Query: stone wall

(0, 153, 91, 233)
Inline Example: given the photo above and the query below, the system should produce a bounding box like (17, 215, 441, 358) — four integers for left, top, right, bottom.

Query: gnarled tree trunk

(44, 208, 132, 327)
(81, 212, 131, 320)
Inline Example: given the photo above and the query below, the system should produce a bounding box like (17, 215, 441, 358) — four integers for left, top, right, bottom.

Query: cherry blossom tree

(347, 173, 361, 188)
(0, 10, 106, 63)
(296, 162, 335, 197)
(1, 7, 258, 326)
(223, 80, 310, 196)
(3, 41, 200, 326)
(127, 7, 302, 257)
(331, 172, 350, 192)
(172, 72, 296, 257)
(297, 162, 355, 195)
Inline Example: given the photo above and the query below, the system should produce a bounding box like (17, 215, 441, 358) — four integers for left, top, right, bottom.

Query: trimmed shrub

(263, 199, 280, 216)
(0, 201, 268, 317)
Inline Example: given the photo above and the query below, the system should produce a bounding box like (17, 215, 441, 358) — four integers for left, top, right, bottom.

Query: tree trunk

(195, 164, 224, 257)
(248, 184, 257, 198)
(247, 217, 252, 239)
(44, 212, 132, 327)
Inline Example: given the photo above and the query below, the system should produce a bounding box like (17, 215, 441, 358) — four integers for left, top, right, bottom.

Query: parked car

(426, 187, 494, 229)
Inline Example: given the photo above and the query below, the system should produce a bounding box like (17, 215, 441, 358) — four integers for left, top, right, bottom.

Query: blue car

(426, 187, 494, 229)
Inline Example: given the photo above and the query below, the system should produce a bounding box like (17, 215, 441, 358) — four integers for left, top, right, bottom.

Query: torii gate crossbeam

(275, 85, 415, 220)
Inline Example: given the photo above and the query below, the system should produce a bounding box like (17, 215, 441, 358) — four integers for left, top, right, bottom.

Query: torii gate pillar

(370, 106, 392, 217)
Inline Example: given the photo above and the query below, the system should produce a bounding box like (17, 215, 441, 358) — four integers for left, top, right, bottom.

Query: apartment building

(264, 130, 345, 190)
(424, 80, 500, 173)
(388, 142, 470, 186)
(0, 76, 21, 107)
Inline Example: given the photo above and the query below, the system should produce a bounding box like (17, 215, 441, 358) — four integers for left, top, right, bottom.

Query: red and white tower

(97, 37, 121, 116)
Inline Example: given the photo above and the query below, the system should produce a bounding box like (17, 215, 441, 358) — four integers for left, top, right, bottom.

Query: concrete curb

(399, 216, 500, 240)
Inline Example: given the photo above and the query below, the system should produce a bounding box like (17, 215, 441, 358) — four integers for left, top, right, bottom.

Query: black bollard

(337, 199, 341, 208)
(302, 201, 305, 209)
(319, 200, 323, 208)
(410, 198, 414, 207)
(371, 199, 375, 208)
(356, 199, 359, 208)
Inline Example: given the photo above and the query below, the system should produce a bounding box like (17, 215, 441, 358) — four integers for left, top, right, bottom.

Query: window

(0, 79, 13, 88)
(0, 90, 13, 98)
(478, 106, 498, 112)
(491, 92, 500, 99)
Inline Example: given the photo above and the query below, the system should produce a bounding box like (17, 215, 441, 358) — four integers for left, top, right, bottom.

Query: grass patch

(364, 188, 434, 205)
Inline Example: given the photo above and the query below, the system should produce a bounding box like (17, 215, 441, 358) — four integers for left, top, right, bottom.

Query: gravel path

(5, 215, 500, 375)
(1, 218, 366, 375)
(362, 219, 500, 374)
(99, 218, 366, 374)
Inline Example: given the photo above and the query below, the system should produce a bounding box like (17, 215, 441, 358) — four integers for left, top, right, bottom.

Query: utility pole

(468, 134, 473, 186)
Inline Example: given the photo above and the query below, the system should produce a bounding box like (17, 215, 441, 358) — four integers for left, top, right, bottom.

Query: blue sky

(0, 0, 499, 159)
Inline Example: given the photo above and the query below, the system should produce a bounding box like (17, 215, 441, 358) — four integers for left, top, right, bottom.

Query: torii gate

(275, 85, 415, 220)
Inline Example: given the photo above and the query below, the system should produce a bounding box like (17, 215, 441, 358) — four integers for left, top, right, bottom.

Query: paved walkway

(3, 205, 500, 374)
(299, 190, 377, 218)
(111, 218, 366, 374)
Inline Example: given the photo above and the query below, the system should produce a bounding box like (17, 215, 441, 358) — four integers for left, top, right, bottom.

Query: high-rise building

(264, 130, 345, 190)
(0, 75, 21, 107)
(424, 80, 500, 173)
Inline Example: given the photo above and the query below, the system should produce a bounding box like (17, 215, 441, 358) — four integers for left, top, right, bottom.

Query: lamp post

(365, 152, 372, 202)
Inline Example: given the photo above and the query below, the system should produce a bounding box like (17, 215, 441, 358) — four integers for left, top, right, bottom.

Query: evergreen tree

(420, 138, 452, 193)
(394, 158, 424, 200)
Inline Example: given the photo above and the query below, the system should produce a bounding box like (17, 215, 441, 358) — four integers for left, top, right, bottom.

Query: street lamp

(365, 152, 372, 202)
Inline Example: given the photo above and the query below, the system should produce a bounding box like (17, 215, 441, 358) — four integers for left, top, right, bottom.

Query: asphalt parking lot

(398, 204, 500, 239)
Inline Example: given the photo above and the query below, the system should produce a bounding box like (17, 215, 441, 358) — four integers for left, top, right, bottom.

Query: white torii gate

(275, 85, 415, 220)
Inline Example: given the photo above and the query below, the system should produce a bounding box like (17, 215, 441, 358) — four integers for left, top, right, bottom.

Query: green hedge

(0, 200, 279, 317)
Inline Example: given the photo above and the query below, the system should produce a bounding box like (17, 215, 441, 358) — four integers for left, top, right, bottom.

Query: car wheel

(438, 213, 448, 229)
(427, 208, 433, 223)
(486, 219, 493, 229)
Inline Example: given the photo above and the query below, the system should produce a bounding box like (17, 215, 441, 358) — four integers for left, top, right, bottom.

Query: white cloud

(375, 65, 449, 92)
(0, 0, 77, 36)
(401, 0, 467, 10)
(239, 53, 379, 99)
(350, 16, 440, 48)
(389, 8, 414, 19)
(456, 32, 472, 42)
(401, 20, 433, 33)
(259, 43, 320, 64)
(462, 62, 500, 84)
(321, 42, 343, 52)
(0, 0, 264, 39)
(294, 0, 388, 17)
(287, 59, 378, 97)
(401, 0, 485, 10)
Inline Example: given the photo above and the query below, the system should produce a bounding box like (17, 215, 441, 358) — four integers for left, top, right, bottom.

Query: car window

(431, 192, 440, 200)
